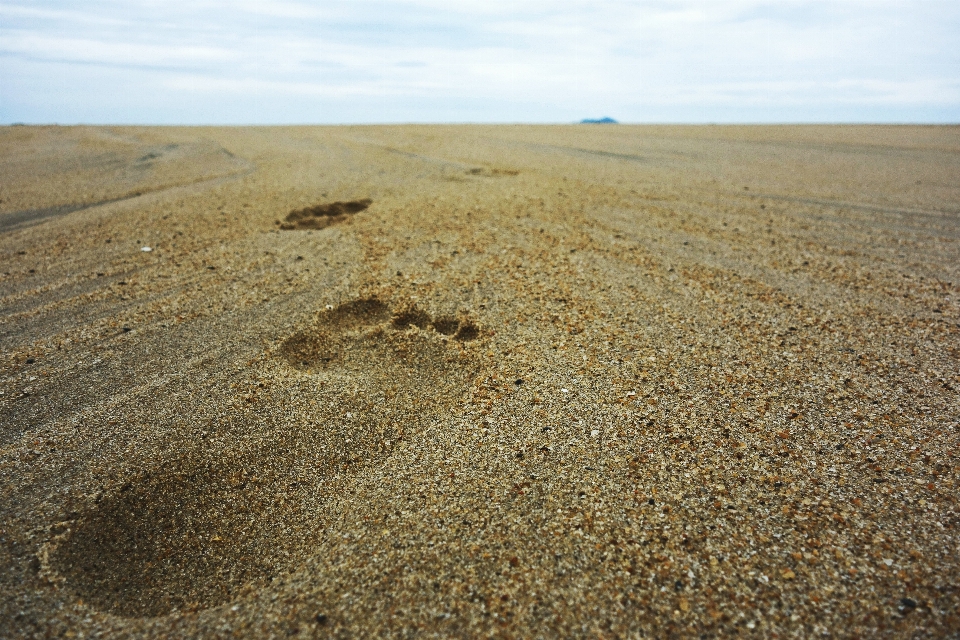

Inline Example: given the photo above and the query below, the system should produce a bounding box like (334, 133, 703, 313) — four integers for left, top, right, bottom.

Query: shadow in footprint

(51, 297, 480, 618)
(51, 449, 302, 617)
(278, 198, 372, 230)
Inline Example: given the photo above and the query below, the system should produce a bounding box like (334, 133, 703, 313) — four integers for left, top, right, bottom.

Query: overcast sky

(1, 0, 958, 124)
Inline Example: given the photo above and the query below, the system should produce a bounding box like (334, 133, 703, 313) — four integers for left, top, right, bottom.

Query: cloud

(2, 31, 238, 69)
(1, 0, 958, 123)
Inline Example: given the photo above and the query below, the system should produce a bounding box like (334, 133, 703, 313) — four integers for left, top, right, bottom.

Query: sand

(1, 124, 958, 638)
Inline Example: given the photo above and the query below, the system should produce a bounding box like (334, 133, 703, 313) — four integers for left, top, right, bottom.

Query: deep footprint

(51, 297, 480, 617)
(277, 198, 372, 230)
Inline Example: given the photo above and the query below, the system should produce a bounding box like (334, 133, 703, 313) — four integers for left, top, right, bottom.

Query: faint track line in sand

(744, 193, 960, 245)
(339, 135, 502, 173)
(748, 192, 960, 221)
(0, 157, 257, 234)
(480, 135, 695, 166)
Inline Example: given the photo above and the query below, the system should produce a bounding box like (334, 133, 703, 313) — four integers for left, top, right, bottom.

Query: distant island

(580, 117, 618, 124)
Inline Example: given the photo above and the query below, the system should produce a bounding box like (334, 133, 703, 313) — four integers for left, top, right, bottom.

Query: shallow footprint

(51, 297, 480, 617)
(49, 449, 300, 617)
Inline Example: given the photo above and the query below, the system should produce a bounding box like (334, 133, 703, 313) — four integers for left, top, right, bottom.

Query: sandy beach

(1, 124, 958, 637)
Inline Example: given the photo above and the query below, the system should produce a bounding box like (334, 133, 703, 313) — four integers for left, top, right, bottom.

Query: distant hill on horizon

(580, 117, 618, 124)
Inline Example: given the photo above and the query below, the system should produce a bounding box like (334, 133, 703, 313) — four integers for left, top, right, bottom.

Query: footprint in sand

(465, 167, 519, 177)
(277, 198, 372, 230)
(49, 297, 480, 617)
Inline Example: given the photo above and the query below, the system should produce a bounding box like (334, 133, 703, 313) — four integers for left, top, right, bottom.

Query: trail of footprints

(49, 298, 480, 617)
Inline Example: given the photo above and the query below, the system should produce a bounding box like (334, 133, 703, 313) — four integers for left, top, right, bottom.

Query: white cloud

(2, 31, 239, 68)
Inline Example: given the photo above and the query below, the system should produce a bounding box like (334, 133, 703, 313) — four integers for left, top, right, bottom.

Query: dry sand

(1, 124, 958, 638)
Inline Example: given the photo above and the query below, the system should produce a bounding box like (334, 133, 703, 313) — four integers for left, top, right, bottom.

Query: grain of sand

(1, 125, 959, 638)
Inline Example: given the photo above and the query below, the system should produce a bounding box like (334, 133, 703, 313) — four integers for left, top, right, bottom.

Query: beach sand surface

(1, 124, 959, 637)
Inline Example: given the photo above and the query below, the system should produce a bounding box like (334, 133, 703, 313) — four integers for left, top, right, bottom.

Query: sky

(1, 0, 959, 124)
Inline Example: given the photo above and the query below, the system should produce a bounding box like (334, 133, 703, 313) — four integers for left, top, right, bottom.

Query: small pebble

(141, 246, 152, 252)
(899, 597, 917, 615)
